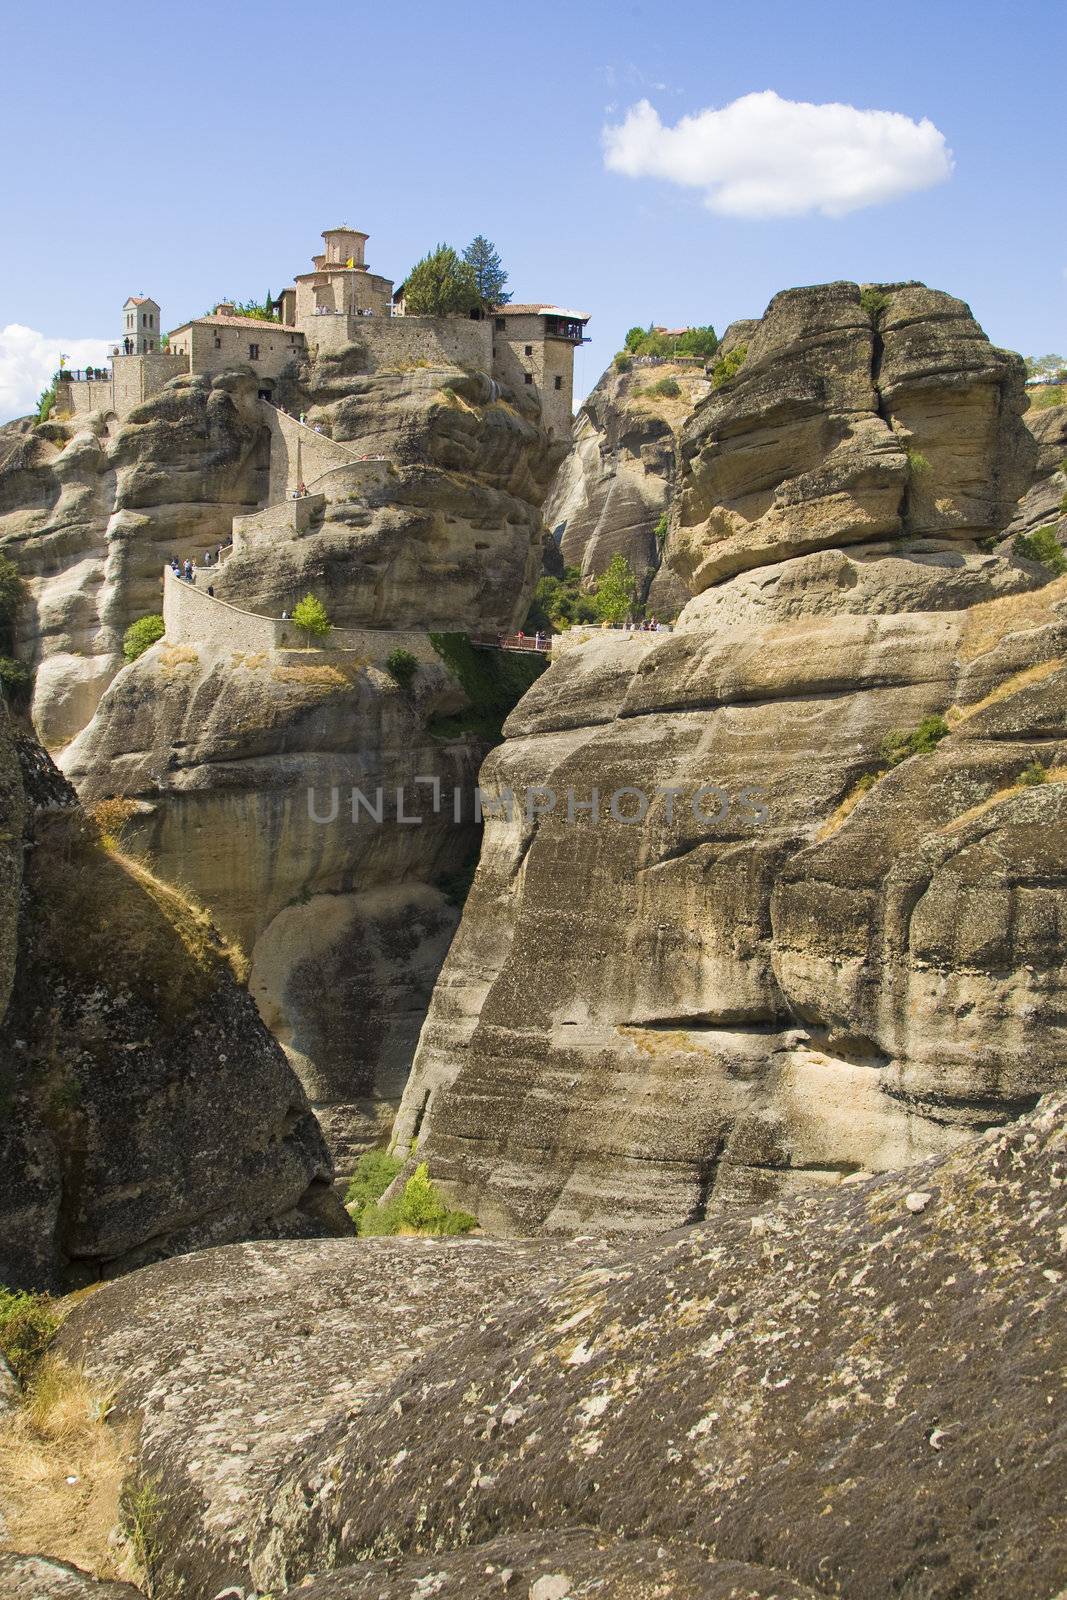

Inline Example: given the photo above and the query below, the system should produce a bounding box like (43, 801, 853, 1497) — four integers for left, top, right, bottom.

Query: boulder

(0, 1554, 143, 1599)
(0, 716, 349, 1292)
(55, 1096, 1067, 1600)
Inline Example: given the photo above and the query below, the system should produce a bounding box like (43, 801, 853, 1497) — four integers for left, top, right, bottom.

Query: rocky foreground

(7, 1090, 1056, 1598)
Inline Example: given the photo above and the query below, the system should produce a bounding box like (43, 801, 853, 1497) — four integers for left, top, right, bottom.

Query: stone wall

(303, 314, 493, 373)
(161, 565, 440, 661)
(173, 323, 305, 383)
(231, 495, 326, 552)
(492, 314, 576, 440)
(263, 405, 378, 499)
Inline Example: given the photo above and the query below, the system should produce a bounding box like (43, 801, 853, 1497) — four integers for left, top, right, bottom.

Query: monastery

(54, 227, 590, 438)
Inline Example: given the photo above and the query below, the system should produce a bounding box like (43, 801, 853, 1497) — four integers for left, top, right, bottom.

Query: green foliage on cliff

(525, 567, 599, 632)
(292, 594, 332, 647)
(385, 647, 419, 695)
(35, 380, 57, 423)
(1013, 525, 1067, 574)
(654, 513, 669, 546)
(1019, 760, 1048, 786)
(880, 713, 950, 767)
(402, 245, 481, 317)
(122, 614, 165, 663)
(0, 1287, 60, 1382)
(595, 553, 639, 625)
(622, 324, 718, 360)
(428, 632, 547, 741)
(860, 286, 890, 321)
(643, 376, 681, 398)
(357, 1162, 477, 1237)
(711, 345, 747, 388)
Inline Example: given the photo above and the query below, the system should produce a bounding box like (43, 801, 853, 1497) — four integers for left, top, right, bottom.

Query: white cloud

(602, 90, 954, 218)
(0, 325, 111, 423)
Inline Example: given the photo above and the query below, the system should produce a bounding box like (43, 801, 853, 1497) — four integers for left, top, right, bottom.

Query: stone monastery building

(56, 226, 589, 439)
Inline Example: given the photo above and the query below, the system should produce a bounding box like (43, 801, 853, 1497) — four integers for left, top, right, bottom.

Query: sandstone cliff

(49, 1092, 1067, 1599)
(3, 348, 555, 1169)
(543, 358, 706, 614)
(0, 713, 348, 1294)
(393, 282, 1066, 1235)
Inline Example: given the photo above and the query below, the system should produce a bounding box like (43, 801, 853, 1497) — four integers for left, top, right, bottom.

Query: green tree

(291, 593, 332, 648)
(122, 614, 165, 663)
(624, 325, 648, 352)
(463, 235, 511, 308)
(711, 345, 747, 388)
(1025, 354, 1066, 380)
(403, 245, 480, 317)
(595, 553, 639, 625)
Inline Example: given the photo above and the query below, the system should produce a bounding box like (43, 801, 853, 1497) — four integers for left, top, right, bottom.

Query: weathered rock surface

(57, 1096, 1067, 1599)
(57, 625, 542, 1168)
(544, 361, 705, 614)
(0, 1554, 143, 1599)
(665, 283, 1034, 594)
(396, 579, 1064, 1232)
(1002, 401, 1067, 549)
(298, 1533, 818, 1598)
(0, 715, 349, 1293)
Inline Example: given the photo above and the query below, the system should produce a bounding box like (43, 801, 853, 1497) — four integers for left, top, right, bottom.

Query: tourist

(216, 545, 224, 563)
(207, 586, 215, 598)
(183, 559, 193, 582)
(297, 481, 307, 497)
(281, 609, 289, 620)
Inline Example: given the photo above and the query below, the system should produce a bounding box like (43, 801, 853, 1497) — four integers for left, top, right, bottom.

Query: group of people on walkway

(169, 543, 231, 594)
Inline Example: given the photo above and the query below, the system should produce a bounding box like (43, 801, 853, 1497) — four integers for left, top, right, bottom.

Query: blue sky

(1, 0, 1064, 419)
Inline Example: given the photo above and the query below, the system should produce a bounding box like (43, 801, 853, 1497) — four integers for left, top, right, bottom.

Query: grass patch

(906, 448, 931, 476)
(428, 632, 547, 743)
(0, 1352, 132, 1584)
(654, 512, 669, 546)
(1019, 759, 1048, 786)
(120, 1475, 163, 1584)
(0, 1287, 61, 1382)
(1028, 384, 1065, 410)
(357, 1161, 477, 1237)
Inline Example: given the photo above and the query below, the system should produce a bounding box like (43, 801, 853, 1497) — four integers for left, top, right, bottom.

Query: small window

(554, 375, 563, 390)
(524, 373, 533, 385)
(524, 344, 533, 355)
(249, 343, 260, 360)
(214, 336, 222, 349)
(495, 317, 505, 331)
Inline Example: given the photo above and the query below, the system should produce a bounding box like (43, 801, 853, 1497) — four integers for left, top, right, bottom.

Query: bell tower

(121, 295, 161, 355)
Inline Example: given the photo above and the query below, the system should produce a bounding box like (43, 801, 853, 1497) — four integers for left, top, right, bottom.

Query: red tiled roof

(169, 314, 305, 334)
(494, 303, 589, 319)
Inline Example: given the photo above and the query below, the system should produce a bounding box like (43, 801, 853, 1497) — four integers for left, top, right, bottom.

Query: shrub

(0, 1288, 61, 1382)
(1019, 760, 1048, 786)
(358, 1161, 477, 1237)
(385, 647, 419, 695)
(646, 376, 681, 398)
(654, 512, 669, 546)
(35, 380, 57, 424)
(880, 713, 950, 767)
(613, 353, 633, 373)
(1013, 526, 1067, 575)
(711, 345, 747, 388)
(859, 286, 890, 321)
(525, 569, 598, 633)
(292, 593, 332, 647)
(0, 656, 31, 708)
(122, 613, 165, 663)
(906, 448, 931, 476)
(345, 1149, 403, 1223)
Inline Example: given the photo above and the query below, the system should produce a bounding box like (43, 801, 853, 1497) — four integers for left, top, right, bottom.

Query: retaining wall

(161, 566, 441, 661)
(304, 314, 493, 373)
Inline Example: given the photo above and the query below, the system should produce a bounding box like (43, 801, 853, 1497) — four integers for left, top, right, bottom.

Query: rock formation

(0, 347, 555, 1169)
(543, 358, 705, 613)
(51, 1091, 1067, 1599)
(0, 712, 349, 1293)
(1002, 400, 1067, 550)
(393, 282, 1066, 1235)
